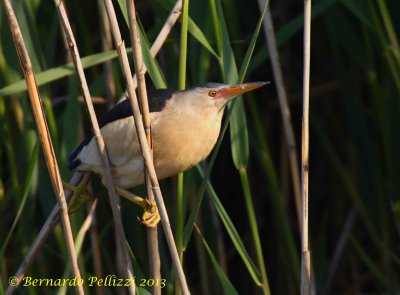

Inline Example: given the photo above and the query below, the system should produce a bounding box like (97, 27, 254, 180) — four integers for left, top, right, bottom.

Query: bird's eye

(208, 90, 217, 97)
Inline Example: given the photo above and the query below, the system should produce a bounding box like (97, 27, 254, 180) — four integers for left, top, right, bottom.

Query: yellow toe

(140, 201, 160, 228)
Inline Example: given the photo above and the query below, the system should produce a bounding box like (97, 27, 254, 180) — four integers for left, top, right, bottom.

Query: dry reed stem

(127, 1, 161, 294)
(102, 0, 189, 293)
(54, 1, 136, 293)
(1, 1, 84, 294)
(301, 0, 312, 294)
(6, 2, 184, 290)
(87, 198, 105, 295)
(98, 0, 116, 107)
(6, 172, 84, 295)
(130, 0, 182, 89)
(257, 2, 302, 227)
(75, 199, 98, 251)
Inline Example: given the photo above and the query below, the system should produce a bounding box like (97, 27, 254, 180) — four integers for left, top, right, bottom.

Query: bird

(67, 82, 267, 226)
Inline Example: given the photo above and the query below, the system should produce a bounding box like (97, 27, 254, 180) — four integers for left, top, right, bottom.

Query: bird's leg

(115, 187, 160, 228)
(63, 172, 93, 213)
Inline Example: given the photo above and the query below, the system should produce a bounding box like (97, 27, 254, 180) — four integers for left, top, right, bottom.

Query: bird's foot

(139, 200, 160, 228)
(63, 172, 92, 214)
(115, 187, 160, 228)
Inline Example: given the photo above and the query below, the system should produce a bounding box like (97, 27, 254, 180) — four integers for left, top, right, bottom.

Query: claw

(116, 187, 161, 228)
(63, 172, 92, 214)
(140, 200, 160, 228)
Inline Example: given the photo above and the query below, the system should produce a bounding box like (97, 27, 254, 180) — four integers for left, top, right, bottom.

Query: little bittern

(68, 82, 267, 226)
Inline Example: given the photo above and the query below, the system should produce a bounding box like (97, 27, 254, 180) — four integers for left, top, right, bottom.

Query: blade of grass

(3, 0, 182, 290)
(0, 49, 131, 96)
(175, 0, 190, 292)
(366, 1, 400, 95)
(374, 1, 400, 94)
(126, 241, 152, 295)
(182, 0, 270, 254)
(340, 0, 376, 32)
(137, 24, 167, 88)
(160, 0, 219, 59)
(215, 1, 270, 293)
(0, 140, 38, 261)
(182, 110, 232, 249)
(376, 0, 400, 64)
(55, 0, 136, 292)
(176, 0, 190, 259)
(238, 168, 271, 294)
(0, 100, 20, 193)
(194, 224, 239, 295)
(118, 0, 169, 88)
(117, 0, 170, 88)
(2, 0, 84, 292)
(6, 172, 84, 294)
(248, 97, 300, 281)
(196, 165, 262, 286)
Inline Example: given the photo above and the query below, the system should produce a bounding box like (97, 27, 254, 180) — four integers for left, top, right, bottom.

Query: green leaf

(187, 17, 220, 60)
(215, 0, 248, 169)
(182, 0, 266, 247)
(117, 0, 129, 23)
(340, 0, 376, 32)
(0, 140, 39, 261)
(0, 50, 127, 96)
(216, 0, 238, 84)
(248, 98, 300, 279)
(196, 166, 262, 286)
(195, 226, 239, 295)
(117, 0, 168, 88)
(160, 0, 220, 59)
(232, 0, 268, 169)
(249, 0, 336, 74)
(238, 0, 268, 82)
(229, 100, 249, 169)
(137, 22, 168, 88)
(126, 242, 153, 295)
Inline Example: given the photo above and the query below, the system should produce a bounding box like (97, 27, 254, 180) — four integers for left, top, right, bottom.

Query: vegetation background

(0, 0, 399, 294)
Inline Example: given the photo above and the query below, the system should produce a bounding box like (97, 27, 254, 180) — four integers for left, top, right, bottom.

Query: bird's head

(175, 81, 268, 115)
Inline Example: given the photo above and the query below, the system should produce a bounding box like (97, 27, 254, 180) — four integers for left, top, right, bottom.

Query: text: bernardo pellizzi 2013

(19, 275, 167, 288)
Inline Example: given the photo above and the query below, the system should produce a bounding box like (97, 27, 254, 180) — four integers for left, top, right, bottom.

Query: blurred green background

(0, 0, 400, 294)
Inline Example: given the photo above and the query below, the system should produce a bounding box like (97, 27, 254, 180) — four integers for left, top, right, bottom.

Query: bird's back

(68, 87, 223, 188)
(68, 89, 175, 171)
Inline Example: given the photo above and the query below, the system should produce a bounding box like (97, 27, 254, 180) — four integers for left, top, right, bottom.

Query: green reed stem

(176, 0, 190, 292)
(239, 167, 271, 295)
